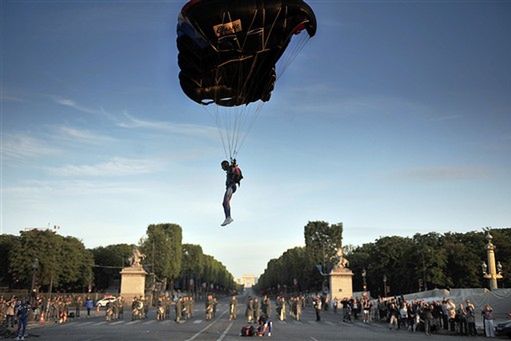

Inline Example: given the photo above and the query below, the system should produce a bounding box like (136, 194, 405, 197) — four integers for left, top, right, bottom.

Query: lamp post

(362, 269, 367, 293)
(31, 258, 39, 304)
(481, 230, 504, 290)
(383, 274, 388, 297)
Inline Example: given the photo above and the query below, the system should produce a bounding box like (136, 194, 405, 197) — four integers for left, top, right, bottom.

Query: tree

(181, 244, 204, 291)
(0, 234, 19, 287)
(304, 221, 343, 276)
(8, 229, 92, 291)
(140, 223, 182, 289)
(90, 244, 133, 291)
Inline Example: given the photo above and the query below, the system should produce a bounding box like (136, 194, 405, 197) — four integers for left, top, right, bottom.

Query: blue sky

(1, 0, 510, 279)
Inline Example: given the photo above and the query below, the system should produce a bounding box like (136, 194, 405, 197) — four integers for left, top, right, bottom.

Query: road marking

(77, 321, 94, 327)
(216, 321, 234, 341)
(185, 310, 228, 341)
(311, 337, 319, 341)
(325, 321, 335, 326)
(142, 320, 156, 325)
(294, 320, 303, 325)
(94, 321, 107, 326)
(193, 320, 202, 324)
(110, 320, 124, 325)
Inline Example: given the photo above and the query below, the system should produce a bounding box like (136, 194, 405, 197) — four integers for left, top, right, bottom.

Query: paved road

(21, 298, 493, 341)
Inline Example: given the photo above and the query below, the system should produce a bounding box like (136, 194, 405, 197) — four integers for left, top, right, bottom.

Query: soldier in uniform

(205, 294, 214, 321)
(187, 295, 194, 319)
(261, 295, 271, 319)
(295, 296, 302, 321)
(213, 296, 218, 318)
(175, 297, 183, 323)
(229, 295, 237, 320)
(245, 296, 254, 323)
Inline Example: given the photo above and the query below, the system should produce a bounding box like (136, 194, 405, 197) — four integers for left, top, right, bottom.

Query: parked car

(96, 296, 117, 308)
(496, 320, 511, 338)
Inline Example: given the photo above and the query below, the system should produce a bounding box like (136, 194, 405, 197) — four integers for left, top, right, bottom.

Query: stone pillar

(120, 266, 147, 304)
(329, 267, 354, 300)
(483, 231, 503, 290)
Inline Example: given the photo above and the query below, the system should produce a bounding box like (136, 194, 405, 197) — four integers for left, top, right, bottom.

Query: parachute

(177, 0, 317, 159)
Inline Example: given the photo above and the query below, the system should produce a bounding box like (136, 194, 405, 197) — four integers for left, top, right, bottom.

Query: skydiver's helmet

(221, 160, 230, 170)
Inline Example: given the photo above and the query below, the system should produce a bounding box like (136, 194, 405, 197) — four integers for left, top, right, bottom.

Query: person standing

(205, 295, 213, 321)
(176, 297, 183, 323)
(423, 303, 434, 336)
(261, 295, 271, 319)
(295, 297, 302, 321)
(482, 304, 495, 338)
(229, 295, 237, 320)
(313, 296, 322, 321)
(85, 297, 94, 317)
(245, 297, 254, 323)
(466, 301, 477, 336)
(388, 302, 399, 330)
(6, 296, 16, 328)
(457, 303, 467, 335)
(15, 298, 30, 341)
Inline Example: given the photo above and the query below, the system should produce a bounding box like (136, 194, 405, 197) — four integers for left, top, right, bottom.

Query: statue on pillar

(129, 247, 145, 268)
(329, 246, 354, 300)
(332, 247, 349, 272)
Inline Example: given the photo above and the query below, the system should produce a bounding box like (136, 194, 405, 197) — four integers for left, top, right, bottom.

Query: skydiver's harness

(226, 159, 243, 189)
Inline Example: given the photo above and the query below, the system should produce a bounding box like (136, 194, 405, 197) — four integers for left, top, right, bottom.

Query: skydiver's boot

(221, 217, 233, 226)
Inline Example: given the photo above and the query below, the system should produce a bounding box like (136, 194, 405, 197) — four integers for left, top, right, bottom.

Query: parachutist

(220, 159, 243, 226)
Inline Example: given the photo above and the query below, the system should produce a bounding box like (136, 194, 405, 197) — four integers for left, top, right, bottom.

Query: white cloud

(55, 126, 115, 144)
(47, 157, 162, 177)
(0, 94, 24, 102)
(52, 96, 101, 115)
(1, 133, 61, 160)
(118, 112, 218, 140)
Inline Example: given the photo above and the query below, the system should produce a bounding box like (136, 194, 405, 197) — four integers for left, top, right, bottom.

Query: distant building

(237, 274, 257, 288)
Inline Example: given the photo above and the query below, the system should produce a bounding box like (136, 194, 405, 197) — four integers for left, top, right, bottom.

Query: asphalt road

(19, 296, 493, 341)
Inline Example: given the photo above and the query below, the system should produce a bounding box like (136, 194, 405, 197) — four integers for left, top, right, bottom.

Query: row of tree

(0, 223, 236, 294)
(255, 222, 511, 296)
(255, 221, 344, 293)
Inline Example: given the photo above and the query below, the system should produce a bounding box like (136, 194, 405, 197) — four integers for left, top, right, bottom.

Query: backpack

(232, 165, 243, 185)
(241, 325, 255, 336)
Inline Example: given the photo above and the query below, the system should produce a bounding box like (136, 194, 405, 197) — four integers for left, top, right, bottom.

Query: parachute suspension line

(202, 4, 312, 161)
(234, 101, 265, 158)
(230, 8, 260, 158)
(277, 34, 310, 79)
(206, 99, 230, 160)
(230, 6, 280, 159)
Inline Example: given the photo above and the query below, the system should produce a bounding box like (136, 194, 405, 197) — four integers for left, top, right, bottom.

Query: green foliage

(345, 228, 511, 295)
(304, 221, 343, 274)
(181, 244, 204, 277)
(140, 223, 182, 283)
(257, 223, 511, 296)
(0, 234, 19, 286)
(8, 229, 92, 291)
(89, 243, 133, 290)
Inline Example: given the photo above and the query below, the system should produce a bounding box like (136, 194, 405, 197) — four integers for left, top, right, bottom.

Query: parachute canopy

(177, 0, 317, 107)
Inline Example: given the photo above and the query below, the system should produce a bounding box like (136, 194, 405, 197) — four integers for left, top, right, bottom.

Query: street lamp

(482, 230, 504, 290)
(31, 258, 39, 304)
(383, 274, 388, 297)
(362, 269, 367, 292)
